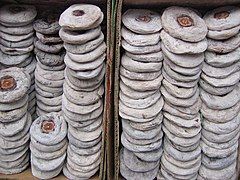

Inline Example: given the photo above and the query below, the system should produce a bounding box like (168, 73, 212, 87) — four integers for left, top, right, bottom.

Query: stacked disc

(0, 67, 31, 174)
(33, 12, 65, 117)
(159, 7, 208, 179)
(0, 4, 37, 117)
(198, 6, 240, 180)
(30, 112, 67, 179)
(119, 9, 164, 179)
(26, 58, 37, 118)
(59, 4, 105, 179)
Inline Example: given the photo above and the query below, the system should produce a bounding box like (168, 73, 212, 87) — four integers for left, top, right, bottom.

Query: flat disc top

(161, 6, 207, 42)
(0, 4, 37, 24)
(203, 6, 240, 30)
(0, 67, 30, 103)
(59, 4, 102, 30)
(122, 9, 162, 34)
(30, 112, 67, 145)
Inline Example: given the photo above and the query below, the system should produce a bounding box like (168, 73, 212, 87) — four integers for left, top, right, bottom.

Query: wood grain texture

(105, 0, 115, 179)
(123, 0, 240, 6)
(114, 0, 122, 179)
(9, 0, 105, 5)
(237, 138, 240, 179)
(0, 168, 99, 180)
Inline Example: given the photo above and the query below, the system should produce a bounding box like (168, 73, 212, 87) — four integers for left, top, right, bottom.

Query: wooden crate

(113, 1, 240, 180)
(0, 0, 113, 179)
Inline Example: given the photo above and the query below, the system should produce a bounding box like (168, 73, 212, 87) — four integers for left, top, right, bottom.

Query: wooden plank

(237, 138, 240, 179)
(123, 0, 240, 6)
(113, 0, 122, 179)
(105, 0, 115, 179)
(11, 0, 106, 5)
(0, 168, 99, 180)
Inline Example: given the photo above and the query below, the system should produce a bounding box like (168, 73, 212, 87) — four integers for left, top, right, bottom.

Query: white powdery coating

(204, 6, 240, 31)
(59, 4, 102, 30)
(122, 9, 162, 34)
(162, 6, 207, 42)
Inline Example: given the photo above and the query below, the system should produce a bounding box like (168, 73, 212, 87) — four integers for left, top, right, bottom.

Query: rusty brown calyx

(135, 15, 151, 23)
(41, 120, 55, 133)
(0, 75, 16, 91)
(214, 11, 230, 19)
(177, 15, 194, 27)
(9, 6, 26, 14)
(72, 10, 85, 16)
